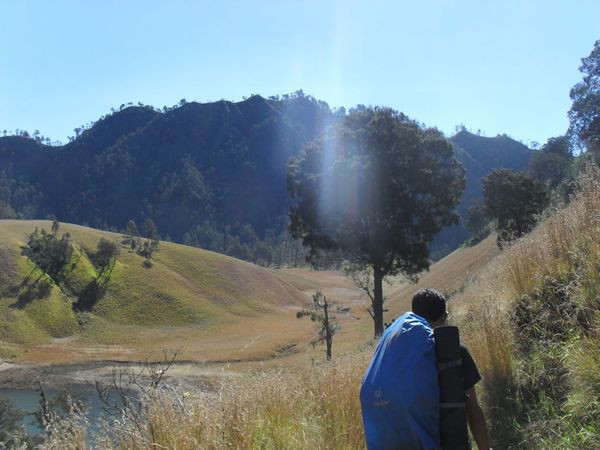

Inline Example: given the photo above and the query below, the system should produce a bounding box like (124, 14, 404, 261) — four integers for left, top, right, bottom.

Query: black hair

(411, 288, 447, 323)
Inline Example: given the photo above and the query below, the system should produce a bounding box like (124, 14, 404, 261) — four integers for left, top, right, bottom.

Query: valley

(0, 220, 498, 391)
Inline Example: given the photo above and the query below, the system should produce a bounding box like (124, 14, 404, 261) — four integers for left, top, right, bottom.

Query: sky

(1, 0, 599, 146)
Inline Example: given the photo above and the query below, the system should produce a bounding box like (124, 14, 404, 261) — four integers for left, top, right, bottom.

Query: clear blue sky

(1, 0, 599, 146)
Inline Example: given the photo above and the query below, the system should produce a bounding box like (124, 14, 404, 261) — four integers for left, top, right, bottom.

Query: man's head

(411, 288, 448, 327)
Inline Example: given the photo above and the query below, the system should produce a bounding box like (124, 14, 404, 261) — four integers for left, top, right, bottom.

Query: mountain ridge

(0, 94, 531, 262)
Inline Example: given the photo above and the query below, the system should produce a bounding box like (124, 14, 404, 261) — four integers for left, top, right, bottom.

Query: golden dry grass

(38, 352, 370, 450)
(28, 166, 600, 449)
(0, 220, 316, 364)
(28, 234, 504, 449)
(0, 217, 502, 368)
(0, 216, 526, 449)
(384, 234, 500, 318)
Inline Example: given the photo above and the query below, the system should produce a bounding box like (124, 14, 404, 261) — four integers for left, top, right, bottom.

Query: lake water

(0, 384, 118, 440)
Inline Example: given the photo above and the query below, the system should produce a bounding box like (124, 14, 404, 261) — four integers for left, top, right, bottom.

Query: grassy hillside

(44, 168, 597, 450)
(0, 220, 311, 361)
(384, 233, 499, 318)
(0, 219, 501, 366)
(15, 169, 600, 449)
(451, 167, 600, 448)
(24, 231, 502, 450)
(7, 211, 567, 448)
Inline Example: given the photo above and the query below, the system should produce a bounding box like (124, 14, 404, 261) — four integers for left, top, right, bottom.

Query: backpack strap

(437, 357, 462, 372)
(440, 402, 466, 408)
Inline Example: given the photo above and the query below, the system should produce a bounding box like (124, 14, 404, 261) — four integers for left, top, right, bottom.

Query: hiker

(360, 288, 490, 450)
(413, 289, 490, 449)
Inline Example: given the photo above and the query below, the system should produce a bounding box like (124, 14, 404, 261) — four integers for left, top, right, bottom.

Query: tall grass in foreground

(40, 352, 369, 449)
(454, 165, 600, 448)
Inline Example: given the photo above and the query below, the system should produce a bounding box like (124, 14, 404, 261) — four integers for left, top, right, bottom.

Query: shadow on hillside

(10, 275, 53, 308)
(73, 279, 107, 312)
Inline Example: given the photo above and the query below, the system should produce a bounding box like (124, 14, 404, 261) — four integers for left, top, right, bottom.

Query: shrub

(22, 225, 73, 282)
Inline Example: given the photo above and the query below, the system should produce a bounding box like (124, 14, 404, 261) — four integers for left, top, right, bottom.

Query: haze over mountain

(0, 93, 531, 262)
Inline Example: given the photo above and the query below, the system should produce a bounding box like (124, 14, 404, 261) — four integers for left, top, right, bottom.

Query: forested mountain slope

(0, 95, 531, 261)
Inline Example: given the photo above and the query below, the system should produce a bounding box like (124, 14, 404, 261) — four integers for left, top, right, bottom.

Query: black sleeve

(460, 345, 481, 391)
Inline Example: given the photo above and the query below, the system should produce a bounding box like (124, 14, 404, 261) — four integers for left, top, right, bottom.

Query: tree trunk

(324, 299, 332, 360)
(373, 265, 384, 337)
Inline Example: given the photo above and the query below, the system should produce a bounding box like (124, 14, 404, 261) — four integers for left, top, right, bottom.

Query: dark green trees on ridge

(0, 92, 534, 265)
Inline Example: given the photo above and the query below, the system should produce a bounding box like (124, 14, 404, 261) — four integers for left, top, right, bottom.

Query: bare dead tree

(297, 291, 338, 360)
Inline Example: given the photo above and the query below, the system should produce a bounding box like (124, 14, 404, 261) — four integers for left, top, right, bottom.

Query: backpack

(360, 312, 440, 450)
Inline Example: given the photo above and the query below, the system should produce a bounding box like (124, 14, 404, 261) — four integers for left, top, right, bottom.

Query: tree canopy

(569, 39, 600, 149)
(528, 136, 573, 189)
(94, 237, 119, 276)
(287, 107, 465, 336)
(482, 169, 548, 247)
(23, 225, 73, 281)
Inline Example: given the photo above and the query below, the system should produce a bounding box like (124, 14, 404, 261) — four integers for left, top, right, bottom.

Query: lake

(0, 384, 123, 441)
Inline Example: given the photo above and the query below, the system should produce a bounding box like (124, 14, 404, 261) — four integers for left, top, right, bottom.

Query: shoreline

(0, 360, 233, 392)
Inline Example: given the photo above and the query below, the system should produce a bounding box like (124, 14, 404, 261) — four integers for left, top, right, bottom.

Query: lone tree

(482, 169, 548, 247)
(144, 218, 159, 242)
(139, 218, 160, 260)
(288, 107, 465, 336)
(296, 291, 337, 360)
(94, 237, 119, 279)
(125, 219, 140, 250)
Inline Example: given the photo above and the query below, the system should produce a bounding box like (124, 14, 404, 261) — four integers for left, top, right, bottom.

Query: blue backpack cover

(360, 312, 440, 450)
